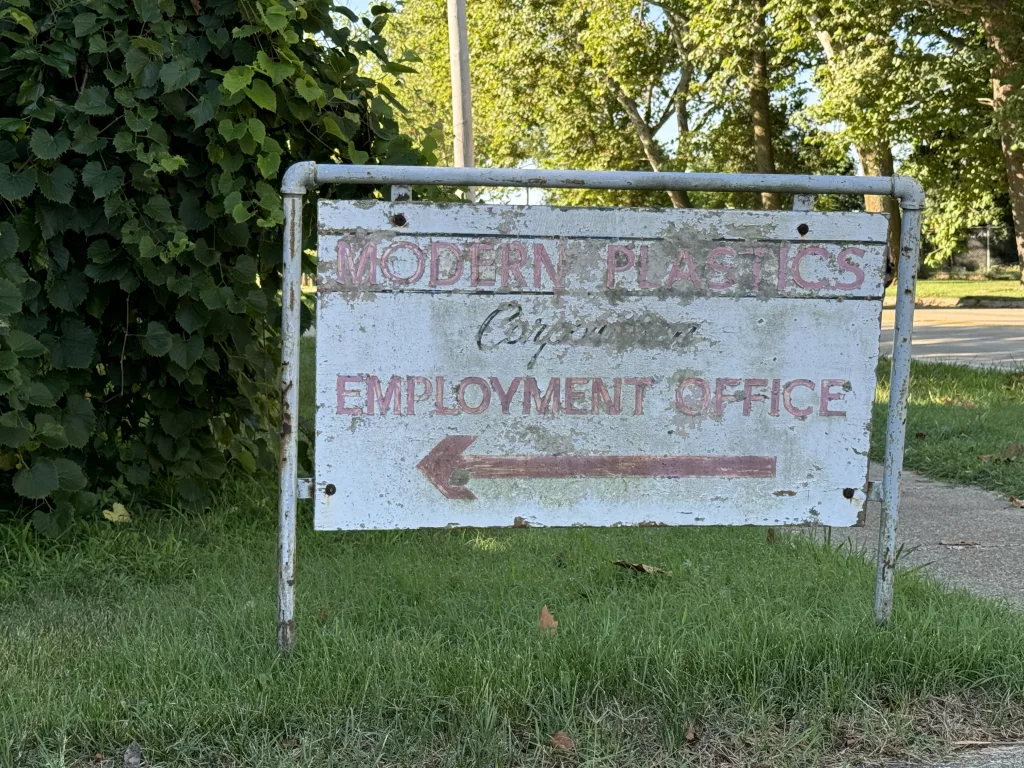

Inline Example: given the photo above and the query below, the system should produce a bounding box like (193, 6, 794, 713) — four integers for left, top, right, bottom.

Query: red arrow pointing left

(417, 435, 777, 500)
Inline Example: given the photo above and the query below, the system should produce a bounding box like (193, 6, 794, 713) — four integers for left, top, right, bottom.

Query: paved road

(880, 308, 1024, 369)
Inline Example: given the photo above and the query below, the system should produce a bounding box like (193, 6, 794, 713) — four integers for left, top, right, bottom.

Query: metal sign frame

(277, 163, 923, 652)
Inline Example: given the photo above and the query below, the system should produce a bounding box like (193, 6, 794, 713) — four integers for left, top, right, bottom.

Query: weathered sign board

(314, 201, 887, 530)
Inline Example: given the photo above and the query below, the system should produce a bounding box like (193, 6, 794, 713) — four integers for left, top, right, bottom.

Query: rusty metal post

(873, 177, 924, 623)
(278, 162, 316, 653)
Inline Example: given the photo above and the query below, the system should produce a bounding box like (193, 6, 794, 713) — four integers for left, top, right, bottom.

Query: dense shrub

(0, 0, 422, 532)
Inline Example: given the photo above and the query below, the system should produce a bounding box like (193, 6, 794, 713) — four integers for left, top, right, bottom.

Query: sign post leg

(278, 191, 304, 652)
(874, 198, 923, 623)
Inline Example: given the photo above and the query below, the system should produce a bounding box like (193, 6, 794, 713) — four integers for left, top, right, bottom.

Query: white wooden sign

(314, 201, 887, 530)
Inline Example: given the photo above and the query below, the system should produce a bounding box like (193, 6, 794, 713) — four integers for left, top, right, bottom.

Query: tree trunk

(980, 4, 1024, 286)
(750, 6, 779, 210)
(859, 143, 902, 266)
(809, 14, 901, 265)
(611, 80, 691, 208)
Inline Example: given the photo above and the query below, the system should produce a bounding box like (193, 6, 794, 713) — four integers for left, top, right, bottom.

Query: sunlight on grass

(873, 359, 1024, 497)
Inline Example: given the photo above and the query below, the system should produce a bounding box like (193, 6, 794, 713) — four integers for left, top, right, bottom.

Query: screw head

(324, 483, 337, 496)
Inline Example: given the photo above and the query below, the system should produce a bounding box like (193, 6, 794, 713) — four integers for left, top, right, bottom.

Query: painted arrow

(417, 435, 777, 500)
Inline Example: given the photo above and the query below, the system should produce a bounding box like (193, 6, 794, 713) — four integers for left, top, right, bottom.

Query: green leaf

(47, 269, 89, 310)
(21, 381, 55, 407)
(0, 164, 36, 201)
(245, 78, 277, 111)
(1, 7, 35, 35)
(169, 334, 204, 370)
(75, 86, 115, 116)
(62, 394, 95, 448)
(74, 12, 101, 37)
(0, 277, 22, 316)
(0, 221, 18, 260)
(0, 118, 25, 132)
(87, 238, 117, 264)
(255, 51, 294, 85)
(257, 151, 281, 178)
(54, 458, 87, 491)
(143, 321, 173, 356)
(222, 65, 253, 94)
(125, 46, 150, 78)
(84, 258, 128, 282)
(187, 94, 218, 128)
(29, 128, 71, 160)
(295, 76, 325, 102)
(36, 164, 76, 204)
(346, 142, 369, 165)
(7, 328, 46, 357)
(133, 0, 162, 23)
(43, 319, 96, 369)
(233, 447, 257, 473)
(32, 508, 68, 539)
(81, 161, 124, 199)
(231, 202, 252, 222)
(34, 416, 68, 449)
(264, 4, 289, 30)
(13, 458, 59, 499)
(72, 123, 107, 154)
(143, 195, 174, 223)
(0, 411, 29, 448)
(247, 117, 266, 146)
(160, 59, 200, 92)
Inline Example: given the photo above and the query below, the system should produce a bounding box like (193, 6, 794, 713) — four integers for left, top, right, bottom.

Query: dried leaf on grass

(1011, 497, 1023, 509)
(766, 527, 777, 544)
(613, 561, 672, 576)
(979, 443, 1022, 463)
(538, 605, 558, 635)
(548, 730, 575, 750)
(937, 397, 979, 409)
(102, 502, 131, 524)
(685, 725, 698, 743)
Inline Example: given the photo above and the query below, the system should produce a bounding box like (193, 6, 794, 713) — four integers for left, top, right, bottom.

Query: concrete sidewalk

(824, 463, 1024, 607)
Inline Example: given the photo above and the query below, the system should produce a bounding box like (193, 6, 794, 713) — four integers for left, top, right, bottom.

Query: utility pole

(446, 0, 475, 202)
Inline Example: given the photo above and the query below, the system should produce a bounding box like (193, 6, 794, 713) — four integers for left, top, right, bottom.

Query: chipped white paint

(313, 201, 888, 530)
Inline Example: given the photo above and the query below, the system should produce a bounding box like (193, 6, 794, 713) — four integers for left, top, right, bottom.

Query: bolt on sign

(314, 202, 886, 530)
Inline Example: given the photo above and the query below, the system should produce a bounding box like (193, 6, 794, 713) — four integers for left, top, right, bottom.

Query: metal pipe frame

(277, 164, 924, 652)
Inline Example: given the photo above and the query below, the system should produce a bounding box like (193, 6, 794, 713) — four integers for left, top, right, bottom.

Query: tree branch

(606, 76, 691, 207)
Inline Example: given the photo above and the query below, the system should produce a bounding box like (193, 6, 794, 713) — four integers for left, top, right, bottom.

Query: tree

(0, 0, 423, 531)
(385, 0, 850, 209)
(771, 0, 1018, 273)
(686, 0, 789, 209)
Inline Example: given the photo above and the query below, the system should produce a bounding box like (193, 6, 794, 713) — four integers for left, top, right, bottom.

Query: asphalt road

(880, 308, 1024, 369)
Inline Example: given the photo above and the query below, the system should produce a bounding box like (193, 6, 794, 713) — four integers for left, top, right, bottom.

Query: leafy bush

(0, 0, 421, 533)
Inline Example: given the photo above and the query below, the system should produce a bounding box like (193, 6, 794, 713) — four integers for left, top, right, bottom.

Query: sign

(314, 201, 887, 530)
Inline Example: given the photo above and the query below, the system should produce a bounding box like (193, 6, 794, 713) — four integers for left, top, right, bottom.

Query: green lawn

(873, 360, 1024, 499)
(2, 346, 1024, 767)
(887, 277, 1023, 302)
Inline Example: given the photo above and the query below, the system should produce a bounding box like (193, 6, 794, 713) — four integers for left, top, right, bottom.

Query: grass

(886, 277, 1023, 302)
(2, 344, 1024, 767)
(873, 359, 1024, 499)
